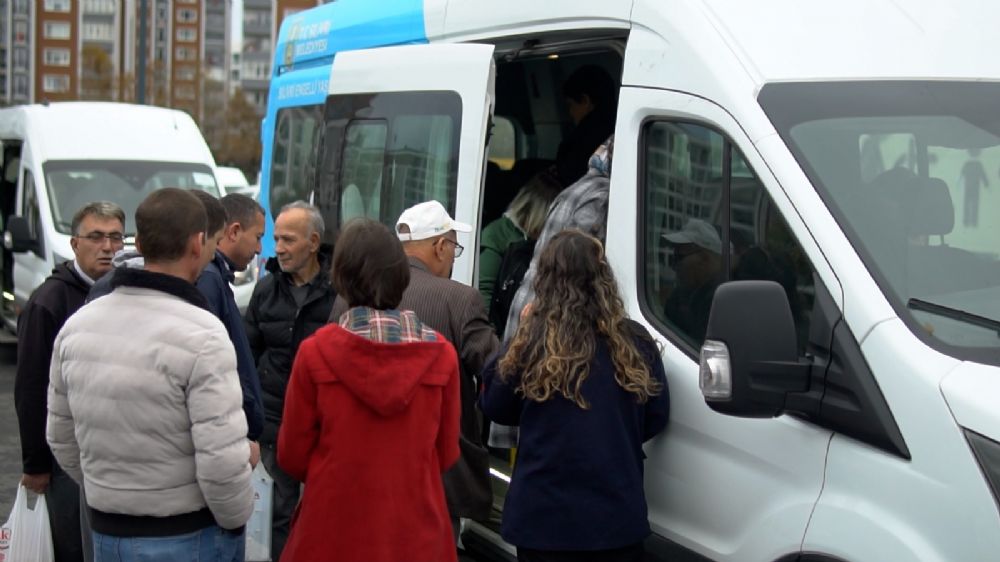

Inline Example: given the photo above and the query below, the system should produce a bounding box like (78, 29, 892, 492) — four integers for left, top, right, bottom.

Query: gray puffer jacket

(47, 268, 254, 531)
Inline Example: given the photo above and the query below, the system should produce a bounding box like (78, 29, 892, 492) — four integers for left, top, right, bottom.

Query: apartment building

(1, 0, 231, 125)
(241, 0, 330, 115)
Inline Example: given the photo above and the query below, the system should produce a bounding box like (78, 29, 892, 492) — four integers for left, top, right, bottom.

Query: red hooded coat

(278, 322, 461, 562)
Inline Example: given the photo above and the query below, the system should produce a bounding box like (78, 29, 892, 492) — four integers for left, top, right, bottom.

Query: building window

(43, 21, 71, 40)
(82, 23, 114, 41)
(177, 8, 197, 22)
(175, 47, 197, 61)
(13, 48, 28, 70)
(13, 75, 29, 98)
(175, 85, 196, 100)
(176, 27, 197, 42)
(14, 21, 29, 44)
(43, 74, 71, 93)
(83, 0, 116, 13)
(14, 0, 30, 15)
(176, 65, 196, 81)
(43, 48, 71, 67)
(44, 0, 71, 12)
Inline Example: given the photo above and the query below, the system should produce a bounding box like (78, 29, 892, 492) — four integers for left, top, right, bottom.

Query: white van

(263, 0, 1000, 560)
(0, 102, 257, 327)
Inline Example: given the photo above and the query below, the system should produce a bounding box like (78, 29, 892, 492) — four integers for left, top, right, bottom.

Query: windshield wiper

(907, 298, 1000, 335)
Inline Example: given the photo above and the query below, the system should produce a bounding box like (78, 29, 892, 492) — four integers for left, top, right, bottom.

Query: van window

(641, 121, 815, 352)
(760, 81, 1000, 362)
(43, 160, 219, 235)
(316, 91, 461, 241)
(488, 116, 516, 171)
(269, 103, 324, 215)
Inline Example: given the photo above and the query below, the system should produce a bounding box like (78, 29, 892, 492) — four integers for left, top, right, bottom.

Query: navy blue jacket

(479, 321, 669, 550)
(196, 250, 265, 441)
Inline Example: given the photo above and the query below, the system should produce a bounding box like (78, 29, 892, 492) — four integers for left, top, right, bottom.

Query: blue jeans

(92, 526, 245, 562)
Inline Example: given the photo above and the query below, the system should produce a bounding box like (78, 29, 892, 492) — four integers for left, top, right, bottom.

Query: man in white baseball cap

(662, 218, 724, 341)
(395, 200, 472, 277)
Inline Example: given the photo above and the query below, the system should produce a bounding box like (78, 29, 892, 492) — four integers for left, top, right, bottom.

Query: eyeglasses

(442, 238, 464, 258)
(76, 231, 125, 244)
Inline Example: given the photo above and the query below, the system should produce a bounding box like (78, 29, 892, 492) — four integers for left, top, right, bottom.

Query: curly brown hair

(499, 230, 662, 408)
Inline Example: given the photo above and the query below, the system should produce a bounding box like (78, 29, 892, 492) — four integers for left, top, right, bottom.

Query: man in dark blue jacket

(195, 192, 266, 448)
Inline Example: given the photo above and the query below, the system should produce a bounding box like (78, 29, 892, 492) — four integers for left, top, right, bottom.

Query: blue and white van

(258, 0, 1000, 560)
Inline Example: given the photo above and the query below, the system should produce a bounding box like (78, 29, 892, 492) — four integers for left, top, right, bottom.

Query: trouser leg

(46, 462, 84, 562)
(261, 443, 300, 562)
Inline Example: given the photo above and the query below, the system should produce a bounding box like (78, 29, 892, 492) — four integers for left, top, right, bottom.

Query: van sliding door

(315, 43, 495, 286)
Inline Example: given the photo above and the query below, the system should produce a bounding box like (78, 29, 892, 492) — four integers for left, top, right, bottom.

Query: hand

(248, 441, 261, 469)
(21, 473, 50, 494)
(520, 302, 534, 321)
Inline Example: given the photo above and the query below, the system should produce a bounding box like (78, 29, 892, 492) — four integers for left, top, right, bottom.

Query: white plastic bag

(245, 464, 273, 561)
(0, 485, 54, 562)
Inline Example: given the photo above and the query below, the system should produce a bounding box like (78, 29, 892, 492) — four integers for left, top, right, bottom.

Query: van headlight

(965, 429, 1000, 510)
(233, 258, 258, 286)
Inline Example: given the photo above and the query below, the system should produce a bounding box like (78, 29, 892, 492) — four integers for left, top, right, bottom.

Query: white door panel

(328, 43, 495, 286)
(610, 86, 836, 561)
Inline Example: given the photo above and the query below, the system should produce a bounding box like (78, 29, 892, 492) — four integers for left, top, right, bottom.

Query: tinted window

(270, 104, 324, 217)
(642, 121, 814, 352)
(43, 160, 218, 235)
(317, 91, 461, 242)
(760, 81, 1000, 361)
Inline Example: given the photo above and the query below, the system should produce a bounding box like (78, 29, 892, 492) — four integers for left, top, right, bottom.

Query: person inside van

(555, 64, 618, 187)
(479, 169, 561, 312)
(479, 230, 668, 562)
(662, 218, 724, 344)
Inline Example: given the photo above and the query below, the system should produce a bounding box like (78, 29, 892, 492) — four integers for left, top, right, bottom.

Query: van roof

(0, 102, 216, 165)
(693, 0, 1000, 85)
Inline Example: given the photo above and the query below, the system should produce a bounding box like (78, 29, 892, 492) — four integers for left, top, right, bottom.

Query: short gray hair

(279, 201, 325, 237)
(72, 201, 125, 235)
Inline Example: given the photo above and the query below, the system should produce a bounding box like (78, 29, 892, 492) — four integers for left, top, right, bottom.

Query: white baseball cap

(663, 218, 722, 254)
(395, 200, 472, 241)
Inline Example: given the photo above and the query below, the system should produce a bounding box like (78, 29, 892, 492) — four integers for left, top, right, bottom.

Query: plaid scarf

(339, 306, 438, 344)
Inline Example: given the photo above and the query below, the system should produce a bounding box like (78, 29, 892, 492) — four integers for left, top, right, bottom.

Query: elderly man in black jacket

(244, 201, 335, 562)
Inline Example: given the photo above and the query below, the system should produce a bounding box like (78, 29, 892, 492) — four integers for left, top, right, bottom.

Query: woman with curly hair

(479, 229, 669, 562)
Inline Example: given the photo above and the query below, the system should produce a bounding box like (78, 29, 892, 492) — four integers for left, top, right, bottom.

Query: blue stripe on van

(258, 0, 428, 262)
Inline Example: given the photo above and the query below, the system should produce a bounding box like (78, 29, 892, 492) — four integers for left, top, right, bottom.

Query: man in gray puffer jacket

(47, 188, 255, 561)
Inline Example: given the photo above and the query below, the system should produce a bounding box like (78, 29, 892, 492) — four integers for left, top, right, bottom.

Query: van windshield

(760, 81, 1000, 362)
(43, 160, 220, 235)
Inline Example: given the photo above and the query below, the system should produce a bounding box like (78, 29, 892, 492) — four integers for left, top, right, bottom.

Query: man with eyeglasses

(328, 200, 499, 551)
(15, 201, 125, 562)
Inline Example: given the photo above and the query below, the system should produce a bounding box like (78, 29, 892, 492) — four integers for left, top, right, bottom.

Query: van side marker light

(699, 340, 732, 400)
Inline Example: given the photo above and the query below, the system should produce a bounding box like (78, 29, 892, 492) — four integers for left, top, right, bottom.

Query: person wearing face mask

(243, 201, 334, 562)
(15, 200, 125, 562)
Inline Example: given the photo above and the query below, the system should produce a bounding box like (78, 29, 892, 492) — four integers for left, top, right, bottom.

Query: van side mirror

(5, 215, 40, 255)
(699, 280, 810, 417)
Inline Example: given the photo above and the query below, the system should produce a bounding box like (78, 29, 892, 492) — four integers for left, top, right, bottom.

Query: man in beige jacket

(47, 188, 255, 562)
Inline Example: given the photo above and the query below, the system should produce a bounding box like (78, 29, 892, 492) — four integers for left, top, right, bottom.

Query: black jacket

(197, 251, 266, 441)
(14, 261, 90, 474)
(244, 245, 335, 444)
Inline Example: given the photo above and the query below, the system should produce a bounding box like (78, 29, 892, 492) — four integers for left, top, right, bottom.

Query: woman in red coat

(278, 218, 461, 562)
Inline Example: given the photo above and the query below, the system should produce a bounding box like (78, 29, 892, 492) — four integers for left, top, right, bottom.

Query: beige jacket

(47, 281, 254, 530)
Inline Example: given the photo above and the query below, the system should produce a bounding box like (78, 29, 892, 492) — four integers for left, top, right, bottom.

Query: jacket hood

(313, 324, 452, 417)
(51, 261, 91, 291)
(111, 249, 145, 269)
